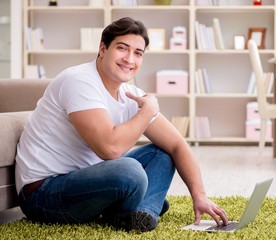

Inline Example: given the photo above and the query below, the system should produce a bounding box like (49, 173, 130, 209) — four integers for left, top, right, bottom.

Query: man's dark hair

(101, 17, 149, 49)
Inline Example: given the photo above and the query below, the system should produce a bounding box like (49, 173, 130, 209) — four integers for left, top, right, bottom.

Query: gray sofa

(0, 78, 50, 212)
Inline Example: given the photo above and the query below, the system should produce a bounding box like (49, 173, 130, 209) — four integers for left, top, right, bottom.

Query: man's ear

(98, 42, 106, 57)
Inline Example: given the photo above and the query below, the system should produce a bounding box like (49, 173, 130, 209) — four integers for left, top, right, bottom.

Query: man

(16, 17, 228, 232)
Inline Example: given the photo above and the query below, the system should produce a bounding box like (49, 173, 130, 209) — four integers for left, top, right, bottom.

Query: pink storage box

(170, 38, 187, 50)
(246, 102, 260, 120)
(156, 70, 188, 95)
(172, 26, 186, 39)
(245, 120, 272, 140)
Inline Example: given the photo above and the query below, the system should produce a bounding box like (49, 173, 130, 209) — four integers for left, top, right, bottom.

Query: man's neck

(96, 58, 120, 101)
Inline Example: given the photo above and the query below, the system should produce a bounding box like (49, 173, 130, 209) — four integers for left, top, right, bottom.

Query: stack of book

(171, 116, 189, 137)
(194, 68, 212, 94)
(196, 0, 230, 6)
(195, 18, 225, 50)
(25, 27, 44, 50)
(247, 71, 274, 94)
(80, 28, 104, 51)
(80, 28, 103, 51)
(194, 116, 212, 138)
(112, 0, 137, 5)
(25, 65, 46, 79)
(88, 0, 104, 6)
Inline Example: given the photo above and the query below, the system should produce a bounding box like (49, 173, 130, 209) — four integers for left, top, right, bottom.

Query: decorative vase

(154, 0, 172, 5)
(253, 0, 262, 5)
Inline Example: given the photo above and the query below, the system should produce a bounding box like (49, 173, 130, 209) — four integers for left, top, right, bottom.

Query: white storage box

(156, 70, 188, 95)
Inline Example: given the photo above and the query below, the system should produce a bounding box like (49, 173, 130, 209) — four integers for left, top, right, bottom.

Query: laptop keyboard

(207, 222, 239, 231)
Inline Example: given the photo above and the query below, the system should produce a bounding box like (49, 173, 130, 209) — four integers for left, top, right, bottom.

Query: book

(25, 27, 33, 50)
(112, 0, 137, 6)
(194, 21, 202, 50)
(196, 0, 229, 6)
(25, 27, 44, 50)
(212, 18, 225, 50)
(247, 72, 256, 94)
(80, 28, 103, 51)
(199, 23, 207, 50)
(195, 0, 212, 6)
(201, 117, 212, 138)
(80, 28, 92, 51)
(34, 28, 44, 50)
(194, 116, 212, 138)
(195, 21, 217, 50)
(207, 26, 216, 50)
(202, 68, 212, 93)
(246, 71, 274, 94)
(197, 68, 206, 93)
(89, 0, 104, 6)
(25, 65, 39, 78)
(171, 116, 189, 137)
(38, 65, 46, 79)
(25, 65, 46, 79)
(194, 70, 201, 93)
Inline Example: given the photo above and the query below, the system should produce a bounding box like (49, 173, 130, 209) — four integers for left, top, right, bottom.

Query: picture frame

(247, 28, 266, 49)
(234, 35, 245, 50)
(147, 28, 166, 50)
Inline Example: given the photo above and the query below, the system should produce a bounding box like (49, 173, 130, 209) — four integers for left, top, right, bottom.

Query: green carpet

(1, 196, 276, 240)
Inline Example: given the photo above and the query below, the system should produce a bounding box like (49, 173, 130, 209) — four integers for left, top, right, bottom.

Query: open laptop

(182, 178, 273, 232)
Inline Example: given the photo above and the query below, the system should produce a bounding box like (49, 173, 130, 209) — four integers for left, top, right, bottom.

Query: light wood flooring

(168, 145, 276, 198)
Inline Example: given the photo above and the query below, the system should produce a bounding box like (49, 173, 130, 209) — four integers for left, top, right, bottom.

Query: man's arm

(69, 93, 159, 160)
(144, 114, 229, 226)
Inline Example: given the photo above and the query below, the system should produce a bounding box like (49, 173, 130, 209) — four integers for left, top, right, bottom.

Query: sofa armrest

(0, 113, 31, 168)
(0, 79, 51, 113)
(0, 113, 32, 212)
(0, 166, 18, 211)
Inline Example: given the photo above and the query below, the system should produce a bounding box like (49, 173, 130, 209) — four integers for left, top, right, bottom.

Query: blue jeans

(18, 144, 175, 224)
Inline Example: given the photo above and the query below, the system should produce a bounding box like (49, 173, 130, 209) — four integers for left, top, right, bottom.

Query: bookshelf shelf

(196, 93, 252, 98)
(23, 0, 276, 145)
(195, 6, 275, 12)
(155, 94, 190, 98)
(27, 49, 98, 54)
(192, 137, 272, 143)
(27, 6, 105, 11)
(111, 6, 190, 10)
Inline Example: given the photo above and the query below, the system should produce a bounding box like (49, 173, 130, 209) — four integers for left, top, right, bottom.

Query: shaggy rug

(0, 196, 275, 240)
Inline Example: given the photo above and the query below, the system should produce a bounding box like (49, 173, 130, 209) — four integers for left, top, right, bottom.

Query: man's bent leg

(18, 157, 148, 224)
(124, 144, 176, 218)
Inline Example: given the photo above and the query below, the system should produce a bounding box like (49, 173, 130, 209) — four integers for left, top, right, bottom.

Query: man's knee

(113, 157, 148, 192)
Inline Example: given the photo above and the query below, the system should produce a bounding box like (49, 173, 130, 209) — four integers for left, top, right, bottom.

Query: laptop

(182, 178, 273, 232)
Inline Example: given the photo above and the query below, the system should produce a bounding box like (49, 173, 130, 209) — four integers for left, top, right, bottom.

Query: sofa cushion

(0, 112, 31, 167)
(0, 79, 50, 113)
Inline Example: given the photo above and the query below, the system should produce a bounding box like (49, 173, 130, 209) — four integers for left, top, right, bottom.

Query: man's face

(98, 34, 145, 84)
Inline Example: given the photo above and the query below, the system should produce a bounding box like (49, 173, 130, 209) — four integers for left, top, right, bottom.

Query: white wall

(10, 0, 22, 78)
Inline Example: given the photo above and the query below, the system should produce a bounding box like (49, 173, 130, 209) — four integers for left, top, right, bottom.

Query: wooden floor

(1, 146, 275, 223)
(168, 145, 276, 197)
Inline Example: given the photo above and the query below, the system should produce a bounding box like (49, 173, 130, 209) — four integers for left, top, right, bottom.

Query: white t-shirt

(15, 60, 146, 193)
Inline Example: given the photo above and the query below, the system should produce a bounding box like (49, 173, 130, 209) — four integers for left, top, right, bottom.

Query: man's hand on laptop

(193, 196, 229, 226)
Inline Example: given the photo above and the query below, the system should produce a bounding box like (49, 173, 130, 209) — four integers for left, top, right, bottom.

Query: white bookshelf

(23, 0, 276, 144)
